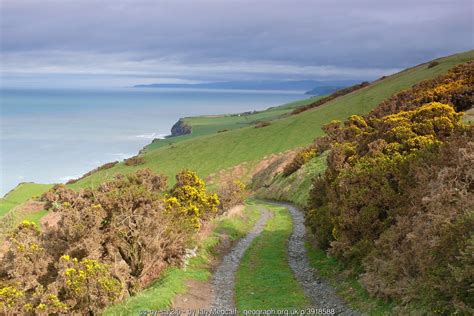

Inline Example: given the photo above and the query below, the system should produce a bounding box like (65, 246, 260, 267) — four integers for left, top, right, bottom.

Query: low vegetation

(103, 202, 260, 315)
(217, 180, 248, 212)
(124, 155, 146, 166)
(305, 62, 473, 314)
(0, 168, 246, 314)
(282, 147, 316, 176)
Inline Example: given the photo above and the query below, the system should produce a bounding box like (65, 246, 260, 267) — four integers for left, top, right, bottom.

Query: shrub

(2, 169, 215, 314)
(218, 180, 247, 211)
(282, 147, 316, 176)
(361, 136, 474, 314)
(315, 102, 465, 264)
(124, 156, 145, 166)
(255, 121, 271, 128)
(372, 62, 473, 116)
(124, 155, 145, 166)
(427, 61, 439, 68)
(0, 286, 26, 314)
(57, 256, 122, 313)
(165, 170, 220, 228)
(305, 62, 474, 312)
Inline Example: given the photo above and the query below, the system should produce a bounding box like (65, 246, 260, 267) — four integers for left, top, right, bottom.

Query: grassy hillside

(252, 153, 328, 208)
(71, 50, 474, 189)
(143, 97, 318, 152)
(0, 182, 52, 217)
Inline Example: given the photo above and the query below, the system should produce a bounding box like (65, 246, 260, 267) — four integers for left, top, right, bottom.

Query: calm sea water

(0, 87, 305, 195)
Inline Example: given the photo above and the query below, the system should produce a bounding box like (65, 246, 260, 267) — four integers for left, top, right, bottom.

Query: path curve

(272, 202, 360, 316)
(211, 207, 272, 309)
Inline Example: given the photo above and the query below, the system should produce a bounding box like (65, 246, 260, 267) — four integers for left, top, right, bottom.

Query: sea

(0, 87, 306, 196)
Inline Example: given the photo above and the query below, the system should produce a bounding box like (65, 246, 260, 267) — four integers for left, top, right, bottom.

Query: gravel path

(211, 207, 272, 309)
(275, 202, 361, 316)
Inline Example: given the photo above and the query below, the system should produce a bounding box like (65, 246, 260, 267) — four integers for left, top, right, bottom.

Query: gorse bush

(124, 155, 145, 166)
(427, 60, 439, 68)
(282, 147, 316, 176)
(165, 170, 220, 229)
(372, 61, 473, 116)
(361, 135, 474, 313)
(306, 61, 474, 313)
(0, 168, 218, 314)
(217, 180, 247, 211)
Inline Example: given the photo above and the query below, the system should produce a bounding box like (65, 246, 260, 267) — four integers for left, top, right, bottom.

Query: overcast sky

(1, 0, 473, 87)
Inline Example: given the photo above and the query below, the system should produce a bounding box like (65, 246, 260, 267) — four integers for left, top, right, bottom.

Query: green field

(70, 50, 474, 190)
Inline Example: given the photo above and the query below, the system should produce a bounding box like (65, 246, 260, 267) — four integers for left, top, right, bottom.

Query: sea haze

(0, 87, 305, 195)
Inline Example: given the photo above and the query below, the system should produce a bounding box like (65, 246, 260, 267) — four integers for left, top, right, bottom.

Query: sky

(0, 0, 473, 88)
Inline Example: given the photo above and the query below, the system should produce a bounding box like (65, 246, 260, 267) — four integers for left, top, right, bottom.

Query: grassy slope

(72, 50, 474, 190)
(143, 98, 318, 152)
(252, 153, 328, 208)
(103, 202, 260, 315)
(0, 182, 52, 217)
(236, 202, 310, 310)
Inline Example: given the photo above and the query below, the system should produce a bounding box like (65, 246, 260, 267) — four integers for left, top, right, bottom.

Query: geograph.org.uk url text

(140, 308, 336, 316)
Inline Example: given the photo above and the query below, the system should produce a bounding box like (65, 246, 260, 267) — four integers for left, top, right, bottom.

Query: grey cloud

(1, 0, 472, 86)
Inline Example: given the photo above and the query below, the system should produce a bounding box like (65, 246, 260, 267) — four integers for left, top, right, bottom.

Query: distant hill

(304, 85, 345, 95)
(134, 79, 359, 92)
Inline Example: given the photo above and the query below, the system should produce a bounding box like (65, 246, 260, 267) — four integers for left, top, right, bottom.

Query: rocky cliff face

(170, 119, 192, 137)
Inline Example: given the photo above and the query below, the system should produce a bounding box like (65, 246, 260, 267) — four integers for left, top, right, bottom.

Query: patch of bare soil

(17, 200, 45, 214)
(173, 280, 214, 310)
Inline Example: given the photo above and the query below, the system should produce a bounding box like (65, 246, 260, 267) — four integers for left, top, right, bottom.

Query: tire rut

(211, 207, 272, 309)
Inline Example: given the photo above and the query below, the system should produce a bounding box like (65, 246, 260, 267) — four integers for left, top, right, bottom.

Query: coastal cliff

(170, 119, 192, 137)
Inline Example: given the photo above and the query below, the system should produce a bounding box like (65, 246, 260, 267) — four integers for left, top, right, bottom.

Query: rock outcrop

(170, 119, 192, 137)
